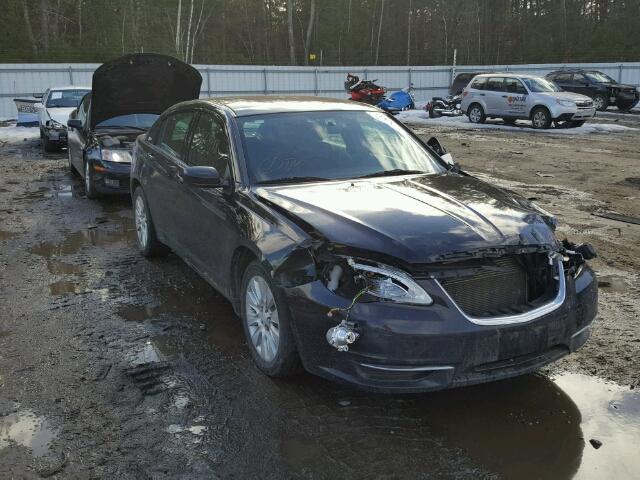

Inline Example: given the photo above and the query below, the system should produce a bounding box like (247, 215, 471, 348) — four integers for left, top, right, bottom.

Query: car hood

(45, 107, 75, 125)
(541, 91, 592, 102)
(90, 53, 202, 129)
(256, 174, 557, 264)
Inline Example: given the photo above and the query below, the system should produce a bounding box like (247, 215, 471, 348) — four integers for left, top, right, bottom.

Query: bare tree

(287, 0, 296, 65)
(303, 0, 317, 65)
(40, 0, 49, 53)
(22, 2, 38, 55)
(406, 0, 412, 66)
(375, 0, 385, 65)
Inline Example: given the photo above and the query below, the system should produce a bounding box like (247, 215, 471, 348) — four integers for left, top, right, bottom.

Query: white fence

(1, 61, 639, 119)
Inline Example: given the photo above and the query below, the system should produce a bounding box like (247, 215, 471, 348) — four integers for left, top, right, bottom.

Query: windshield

(522, 77, 562, 92)
(585, 72, 615, 83)
(96, 113, 159, 129)
(238, 111, 445, 184)
(46, 89, 90, 108)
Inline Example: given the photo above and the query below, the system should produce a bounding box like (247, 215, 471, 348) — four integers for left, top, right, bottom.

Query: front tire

(84, 161, 98, 199)
(467, 103, 486, 124)
(593, 94, 608, 111)
(531, 107, 552, 129)
(240, 261, 300, 377)
(133, 187, 169, 257)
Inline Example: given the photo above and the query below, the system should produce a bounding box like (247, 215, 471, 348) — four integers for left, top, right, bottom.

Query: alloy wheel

(134, 195, 148, 249)
(245, 275, 280, 363)
(533, 111, 547, 128)
(593, 96, 605, 110)
(469, 107, 482, 123)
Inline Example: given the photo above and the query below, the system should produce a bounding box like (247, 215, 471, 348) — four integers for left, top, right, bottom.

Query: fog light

(104, 178, 120, 187)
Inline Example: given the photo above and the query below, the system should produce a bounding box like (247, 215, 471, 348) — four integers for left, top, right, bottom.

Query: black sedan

(67, 53, 202, 198)
(130, 97, 598, 392)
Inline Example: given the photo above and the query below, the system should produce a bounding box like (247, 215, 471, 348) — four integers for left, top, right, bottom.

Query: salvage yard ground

(0, 118, 639, 479)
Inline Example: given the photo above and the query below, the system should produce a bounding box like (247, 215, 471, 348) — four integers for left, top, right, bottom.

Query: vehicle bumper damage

(276, 241, 598, 393)
(90, 159, 131, 194)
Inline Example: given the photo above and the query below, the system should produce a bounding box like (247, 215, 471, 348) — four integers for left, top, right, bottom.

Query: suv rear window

(485, 78, 505, 91)
(469, 77, 487, 90)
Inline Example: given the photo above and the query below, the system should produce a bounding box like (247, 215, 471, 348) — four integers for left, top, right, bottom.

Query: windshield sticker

(50, 91, 62, 99)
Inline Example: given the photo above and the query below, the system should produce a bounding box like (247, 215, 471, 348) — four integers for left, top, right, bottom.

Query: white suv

(460, 74, 595, 129)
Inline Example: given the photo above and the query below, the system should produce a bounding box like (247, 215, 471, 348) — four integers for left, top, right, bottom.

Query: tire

(132, 187, 169, 257)
(429, 109, 441, 118)
(467, 103, 486, 124)
(240, 261, 300, 377)
(569, 120, 586, 128)
(84, 160, 99, 199)
(593, 94, 608, 112)
(531, 107, 552, 129)
(43, 136, 58, 153)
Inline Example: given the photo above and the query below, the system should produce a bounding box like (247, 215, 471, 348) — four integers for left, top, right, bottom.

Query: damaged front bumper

(284, 260, 597, 393)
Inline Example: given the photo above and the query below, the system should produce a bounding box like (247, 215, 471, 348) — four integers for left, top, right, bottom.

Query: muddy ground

(1, 120, 639, 479)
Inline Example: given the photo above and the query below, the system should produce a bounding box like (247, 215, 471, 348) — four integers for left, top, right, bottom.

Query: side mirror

(67, 119, 82, 129)
(427, 136, 447, 156)
(441, 153, 456, 167)
(182, 166, 222, 188)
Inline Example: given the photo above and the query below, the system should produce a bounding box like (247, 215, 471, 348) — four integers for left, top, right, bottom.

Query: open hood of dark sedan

(90, 53, 202, 128)
(256, 174, 558, 264)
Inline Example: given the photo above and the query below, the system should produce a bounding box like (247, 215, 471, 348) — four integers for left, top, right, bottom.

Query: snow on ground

(396, 109, 637, 134)
(0, 124, 40, 143)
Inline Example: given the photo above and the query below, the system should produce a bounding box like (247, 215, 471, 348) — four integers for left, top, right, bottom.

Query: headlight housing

(46, 119, 64, 129)
(557, 99, 576, 107)
(325, 258, 433, 305)
(101, 149, 132, 163)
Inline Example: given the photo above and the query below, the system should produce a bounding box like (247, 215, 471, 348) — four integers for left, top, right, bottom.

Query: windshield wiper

(354, 169, 428, 179)
(255, 176, 330, 185)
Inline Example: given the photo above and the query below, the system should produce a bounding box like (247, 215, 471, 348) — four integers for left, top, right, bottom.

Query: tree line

(0, 0, 638, 66)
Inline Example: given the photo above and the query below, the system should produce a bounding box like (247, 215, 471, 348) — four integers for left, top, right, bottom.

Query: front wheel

(84, 161, 98, 199)
(467, 104, 486, 124)
(531, 107, 552, 129)
(593, 94, 608, 111)
(429, 108, 442, 118)
(241, 261, 300, 377)
(133, 187, 169, 257)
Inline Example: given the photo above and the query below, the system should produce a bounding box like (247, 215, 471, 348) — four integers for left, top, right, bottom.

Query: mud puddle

(0, 408, 57, 457)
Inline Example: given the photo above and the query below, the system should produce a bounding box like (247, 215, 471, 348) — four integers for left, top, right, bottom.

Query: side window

(554, 73, 572, 83)
(470, 77, 487, 90)
(147, 119, 163, 144)
(157, 111, 195, 161)
(187, 112, 230, 176)
(486, 77, 505, 92)
(504, 78, 527, 94)
(77, 94, 90, 126)
(574, 73, 587, 84)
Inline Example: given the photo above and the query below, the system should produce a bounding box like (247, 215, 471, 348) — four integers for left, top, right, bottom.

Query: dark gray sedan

(130, 97, 597, 392)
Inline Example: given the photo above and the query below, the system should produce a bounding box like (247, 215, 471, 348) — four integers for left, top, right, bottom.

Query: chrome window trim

(360, 363, 454, 372)
(435, 259, 566, 326)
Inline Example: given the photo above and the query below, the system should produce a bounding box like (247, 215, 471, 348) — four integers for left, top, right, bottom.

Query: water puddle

(30, 224, 135, 258)
(0, 230, 18, 241)
(45, 259, 83, 275)
(0, 408, 57, 457)
(596, 274, 632, 294)
(48, 280, 84, 296)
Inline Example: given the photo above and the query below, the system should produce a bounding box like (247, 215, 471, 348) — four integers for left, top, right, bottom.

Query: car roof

(198, 96, 379, 117)
(473, 73, 546, 80)
(47, 86, 91, 91)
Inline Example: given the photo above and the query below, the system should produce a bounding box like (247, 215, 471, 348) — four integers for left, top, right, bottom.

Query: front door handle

(479, 93, 485, 96)
(502, 95, 508, 98)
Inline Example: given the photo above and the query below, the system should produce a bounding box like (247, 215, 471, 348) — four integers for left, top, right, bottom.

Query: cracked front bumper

(285, 265, 597, 393)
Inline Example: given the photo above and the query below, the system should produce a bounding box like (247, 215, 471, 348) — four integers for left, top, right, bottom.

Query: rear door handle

(502, 95, 508, 98)
(479, 93, 485, 96)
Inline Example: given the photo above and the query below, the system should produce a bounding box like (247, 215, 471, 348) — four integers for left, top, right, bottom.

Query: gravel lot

(1, 119, 639, 479)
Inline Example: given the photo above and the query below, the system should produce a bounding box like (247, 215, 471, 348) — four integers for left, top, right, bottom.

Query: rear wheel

(241, 261, 300, 377)
(467, 103, 485, 124)
(133, 187, 169, 257)
(531, 107, 552, 129)
(593, 94, 608, 111)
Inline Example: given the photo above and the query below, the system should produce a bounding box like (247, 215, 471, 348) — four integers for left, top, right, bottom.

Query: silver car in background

(461, 74, 596, 129)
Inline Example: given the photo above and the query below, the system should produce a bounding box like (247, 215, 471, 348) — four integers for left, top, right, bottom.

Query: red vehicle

(345, 73, 386, 105)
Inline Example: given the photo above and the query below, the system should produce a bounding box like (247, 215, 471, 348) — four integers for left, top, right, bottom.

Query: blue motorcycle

(377, 87, 415, 114)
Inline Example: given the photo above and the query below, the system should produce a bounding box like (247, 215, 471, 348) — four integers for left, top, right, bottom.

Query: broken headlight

(101, 149, 132, 163)
(325, 258, 433, 305)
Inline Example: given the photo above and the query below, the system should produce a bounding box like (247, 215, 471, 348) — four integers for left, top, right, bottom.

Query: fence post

(206, 68, 211, 96)
(408, 68, 412, 88)
(263, 68, 268, 95)
(68, 66, 74, 85)
(618, 63, 623, 83)
(314, 68, 318, 95)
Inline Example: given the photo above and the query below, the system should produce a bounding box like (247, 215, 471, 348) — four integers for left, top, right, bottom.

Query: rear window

(469, 77, 487, 90)
(485, 78, 505, 92)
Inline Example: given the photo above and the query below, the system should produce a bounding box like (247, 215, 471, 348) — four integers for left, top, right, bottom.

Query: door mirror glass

(67, 119, 82, 129)
(182, 166, 222, 188)
(441, 152, 455, 167)
(427, 136, 447, 156)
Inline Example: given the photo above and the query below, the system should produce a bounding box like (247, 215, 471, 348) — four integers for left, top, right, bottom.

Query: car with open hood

(66, 53, 202, 198)
(37, 86, 91, 152)
(130, 96, 598, 393)
(461, 73, 595, 129)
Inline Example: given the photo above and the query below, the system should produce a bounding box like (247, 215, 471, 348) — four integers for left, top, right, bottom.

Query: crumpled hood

(45, 107, 75, 126)
(90, 53, 202, 128)
(256, 174, 557, 264)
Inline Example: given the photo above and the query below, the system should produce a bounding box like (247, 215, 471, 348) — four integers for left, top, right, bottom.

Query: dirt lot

(1, 120, 639, 479)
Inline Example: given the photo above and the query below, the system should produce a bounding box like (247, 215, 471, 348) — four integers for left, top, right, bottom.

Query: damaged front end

(278, 238, 598, 392)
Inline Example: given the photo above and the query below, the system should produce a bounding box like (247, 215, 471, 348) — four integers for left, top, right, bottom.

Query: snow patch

(0, 124, 40, 143)
(396, 110, 637, 134)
